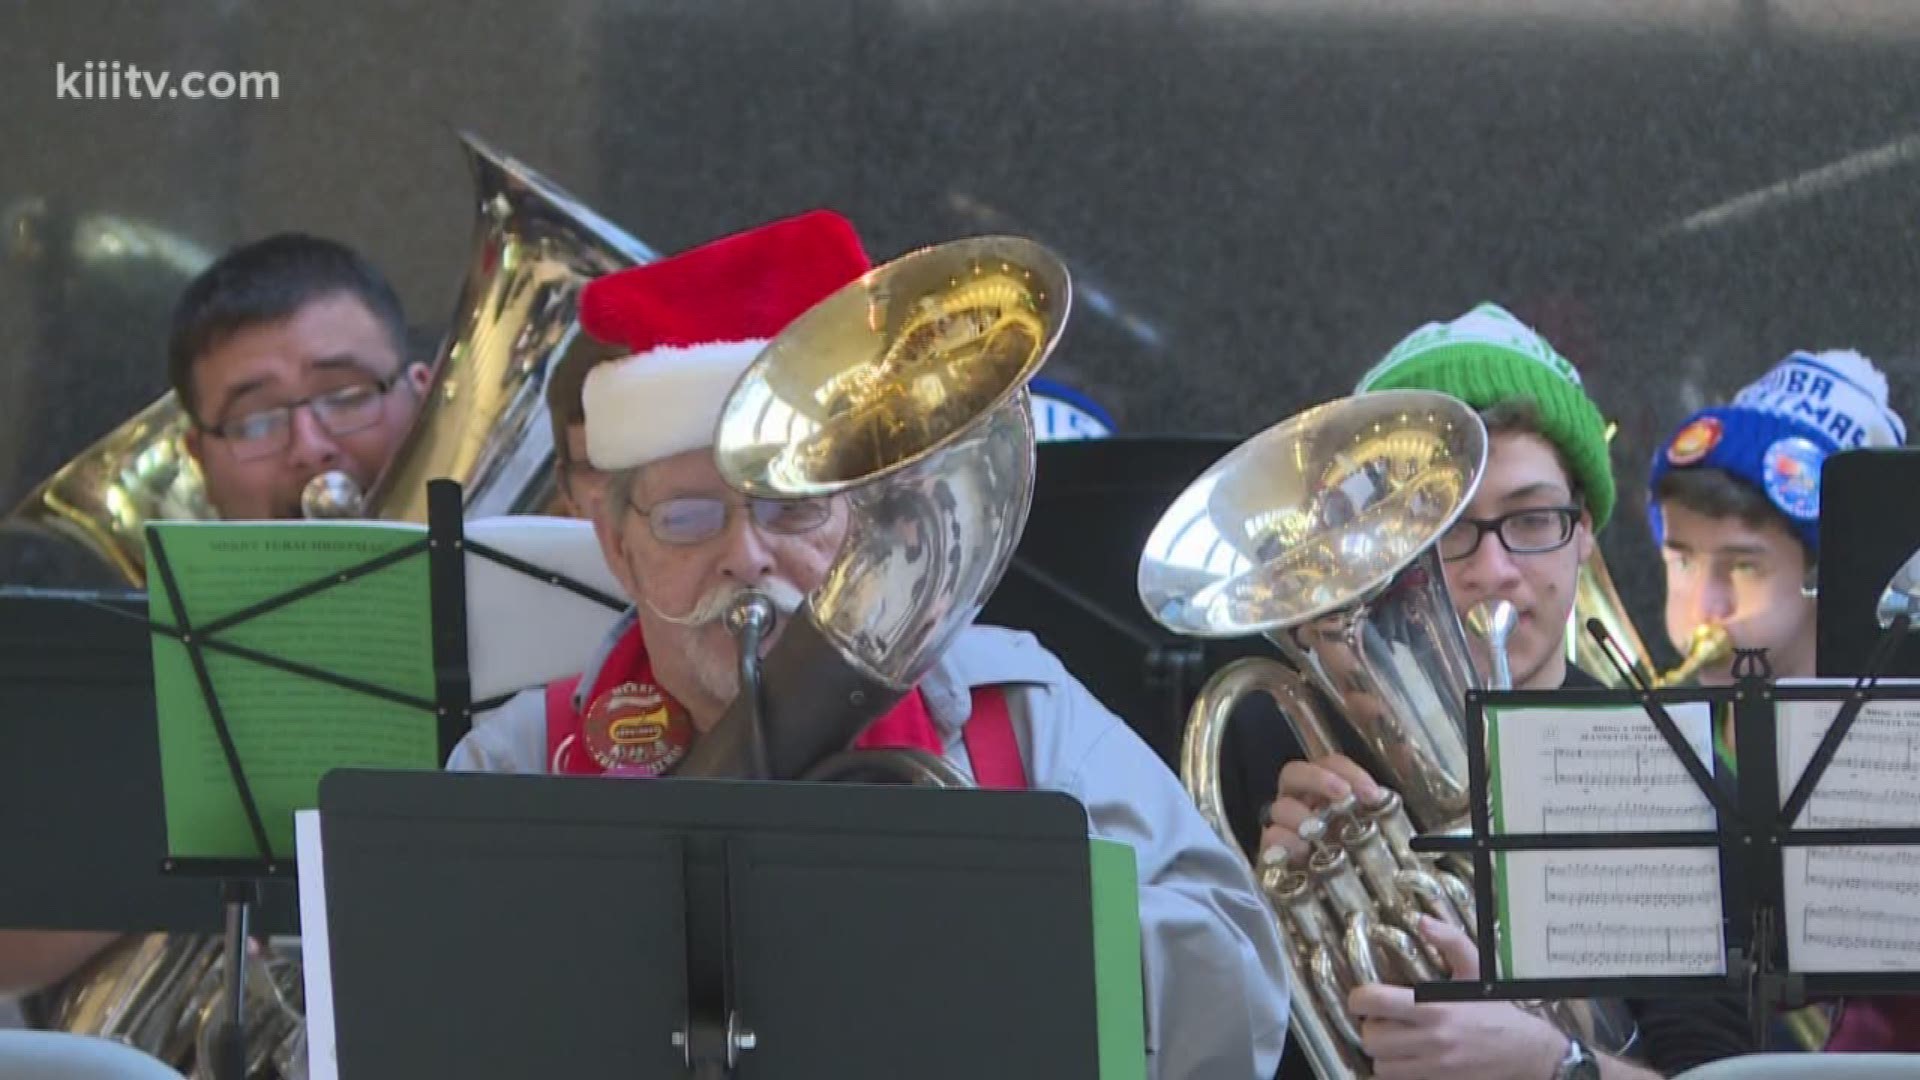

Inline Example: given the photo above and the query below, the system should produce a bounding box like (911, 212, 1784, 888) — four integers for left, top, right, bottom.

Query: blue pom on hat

(1648, 349, 1906, 556)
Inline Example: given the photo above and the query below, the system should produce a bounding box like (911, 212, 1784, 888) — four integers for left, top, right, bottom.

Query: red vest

(543, 675, 1028, 788)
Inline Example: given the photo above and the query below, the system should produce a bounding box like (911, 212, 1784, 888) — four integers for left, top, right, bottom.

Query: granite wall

(7, 0, 1920, 669)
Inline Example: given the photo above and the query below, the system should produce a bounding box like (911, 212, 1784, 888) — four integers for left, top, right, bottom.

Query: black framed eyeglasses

(1439, 506, 1580, 562)
(205, 375, 403, 462)
(631, 496, 832, 546)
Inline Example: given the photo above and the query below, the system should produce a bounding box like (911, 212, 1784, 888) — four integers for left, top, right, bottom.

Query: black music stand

(313, 770, 1111, 1080)
(1413, 621, 1920, 1042)
(0, 588, 298, 935)
(130, 490, 457, 1080)
(126, 479, 621, 1080)
(980, 435, 1269, 765)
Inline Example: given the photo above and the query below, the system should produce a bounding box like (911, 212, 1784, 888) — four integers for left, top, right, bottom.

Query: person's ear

(405, 360, 434, 395)
(592, 507, 642, 602)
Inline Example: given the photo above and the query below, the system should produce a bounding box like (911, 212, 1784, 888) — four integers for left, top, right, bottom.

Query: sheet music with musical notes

(1486, 702, 1727, 979)
(1776, 678, 1920, 972)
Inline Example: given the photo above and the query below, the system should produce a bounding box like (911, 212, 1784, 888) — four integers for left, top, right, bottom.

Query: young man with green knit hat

(1251, 303, 1752, 1080)
(1353, 301, 1616, 692)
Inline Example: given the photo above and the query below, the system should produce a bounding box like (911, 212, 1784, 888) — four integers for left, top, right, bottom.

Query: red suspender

(544, 675, 585, 774)
(961, 686, 1029, 790)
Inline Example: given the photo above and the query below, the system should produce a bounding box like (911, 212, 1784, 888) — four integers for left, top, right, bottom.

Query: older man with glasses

(448, 210, 1295, 1080)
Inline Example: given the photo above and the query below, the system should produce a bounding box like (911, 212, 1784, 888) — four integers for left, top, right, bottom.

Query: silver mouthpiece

(724, 591, 777, 637)
(1466, 598, 1518, 691)
(300, 471, 366, 519)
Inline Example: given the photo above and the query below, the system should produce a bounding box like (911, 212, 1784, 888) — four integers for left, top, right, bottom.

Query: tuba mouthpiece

(1467, 599, 1518, 690)
(300, 471, 366, 519)
(723, 591, 777, 637)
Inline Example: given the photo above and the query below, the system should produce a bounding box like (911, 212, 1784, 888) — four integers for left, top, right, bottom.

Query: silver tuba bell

(23, 132, 656, 1079)
(1137, 390, 1633, 1079)
(669, 234, 1069, 787)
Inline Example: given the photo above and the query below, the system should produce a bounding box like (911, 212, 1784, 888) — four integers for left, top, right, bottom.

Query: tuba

(668, 234, 1069, 787)
(22, 131, 656, 1079)
(1138, 391, 1632, 1079)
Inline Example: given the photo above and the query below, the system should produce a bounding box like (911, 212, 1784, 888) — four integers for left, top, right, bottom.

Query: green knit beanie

(1354, 302, 1616, 528)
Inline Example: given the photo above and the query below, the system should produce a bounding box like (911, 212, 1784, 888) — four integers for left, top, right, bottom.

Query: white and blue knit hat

(1649, 349, 1906, 555)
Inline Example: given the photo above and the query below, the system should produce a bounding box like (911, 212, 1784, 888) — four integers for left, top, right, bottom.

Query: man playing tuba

(1234, 304, 1754, 1079)
(447, 208, 1294, 1079)
(0, 232, 432, 1010)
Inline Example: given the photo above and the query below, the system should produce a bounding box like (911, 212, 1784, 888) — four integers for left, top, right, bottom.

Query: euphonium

(670, 235, 1069, 788)
(1137, 391, 1632, 1079)
(25, 131, 657, 1079)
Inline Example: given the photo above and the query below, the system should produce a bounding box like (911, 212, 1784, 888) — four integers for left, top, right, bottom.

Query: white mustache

(646, 579, 807, 627)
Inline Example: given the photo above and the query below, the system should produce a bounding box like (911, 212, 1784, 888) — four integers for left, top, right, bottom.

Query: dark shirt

(1222, 662, 1757, 1078)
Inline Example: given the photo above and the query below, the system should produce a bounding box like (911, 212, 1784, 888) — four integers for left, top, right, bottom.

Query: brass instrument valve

(1269, 867, 1337, 951)
(1310, 846, 1375, 925)
(1342, 818, 1404, 906)
(1358, 787, 1421, 867)
(1296, 813, 1330, 851)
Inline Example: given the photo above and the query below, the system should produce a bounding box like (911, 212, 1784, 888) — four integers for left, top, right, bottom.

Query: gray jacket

(449, 617, 1292, 1079)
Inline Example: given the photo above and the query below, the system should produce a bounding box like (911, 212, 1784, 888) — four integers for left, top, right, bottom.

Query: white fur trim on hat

(581, 339, 767, 470)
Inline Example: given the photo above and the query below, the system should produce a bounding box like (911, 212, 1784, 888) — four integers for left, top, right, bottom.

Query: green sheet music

(146, 520, 437, 861)
(1090, 837, 1146, 1080)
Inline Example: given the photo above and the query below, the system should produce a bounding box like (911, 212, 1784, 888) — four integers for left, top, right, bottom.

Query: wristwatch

(1552, 1037, 1600, 1080)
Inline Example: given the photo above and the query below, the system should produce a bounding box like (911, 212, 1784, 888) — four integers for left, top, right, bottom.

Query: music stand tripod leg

(216, 878, 257, 1080)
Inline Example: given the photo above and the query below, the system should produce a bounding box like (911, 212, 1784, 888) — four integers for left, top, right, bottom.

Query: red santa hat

(576, 209, 871, 470)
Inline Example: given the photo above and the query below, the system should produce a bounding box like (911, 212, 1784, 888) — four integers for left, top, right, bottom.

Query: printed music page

(1486, 701, 1727, 980)
(146, 520, 439, 861)
(1776, 678, 1920, 973)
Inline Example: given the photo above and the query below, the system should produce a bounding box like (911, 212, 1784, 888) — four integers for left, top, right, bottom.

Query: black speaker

(978, 436, 1275, 767)
(1816, 448, 1920, 678)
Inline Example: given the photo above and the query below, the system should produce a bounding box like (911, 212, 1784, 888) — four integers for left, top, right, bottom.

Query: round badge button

(1761, 436, 1825, 521)
(581, 679, 692, 775)
(1666, 416, 1723, 466)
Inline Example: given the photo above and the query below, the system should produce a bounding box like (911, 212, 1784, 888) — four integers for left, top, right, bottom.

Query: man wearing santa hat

(447, 209, 1292, 1078)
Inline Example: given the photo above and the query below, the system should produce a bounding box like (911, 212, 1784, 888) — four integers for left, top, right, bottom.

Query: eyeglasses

(1439, 506, 1580, 562)
(631, 495, 832, 546)
(206, 375, 403, 462)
